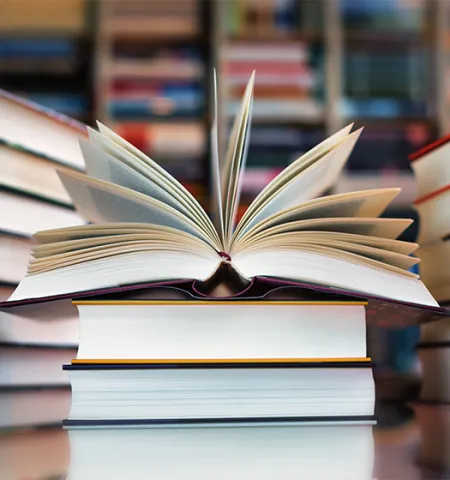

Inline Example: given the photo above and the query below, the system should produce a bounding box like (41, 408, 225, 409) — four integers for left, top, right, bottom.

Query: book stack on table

(57, 294, 375, 479)
(0, 92, 85, 464)
(410, 136, 450, 471)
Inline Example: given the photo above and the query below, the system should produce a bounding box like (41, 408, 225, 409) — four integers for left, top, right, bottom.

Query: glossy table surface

(2, 422, 449, 480)
(375, 423, 448, 480)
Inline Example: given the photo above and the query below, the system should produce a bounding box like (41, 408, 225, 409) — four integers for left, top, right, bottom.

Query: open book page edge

(233, 127, 360, 240)
(210, 69, 224, 245)
(235, 188, 401, 244)
(222, 72, 255, 247)
(236, 237, 418, 272)
(231, 250, 437, 307)
(79, 136, 208, 229)
(226, 73, 255, 245)
(56, 169, 219, 249)
(95, 121, 220, 244)
(234, 123, 355, 236)
(87, 127, 220, 245)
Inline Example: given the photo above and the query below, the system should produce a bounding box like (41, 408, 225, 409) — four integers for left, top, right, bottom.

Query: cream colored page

(238, 235, 418, 271)
(88, 128, 220, 245)
(235, 124, 354, 236)
(232, 248, 439, 307)
(235, 129, 361, 238)
(256, 231, 418, 255)
(232, 217, 412, 253)
(236, 188, 400, 243)
(30, 240, 213, 274)
(34, 223, 156, 243)
(33, 232, 213, 261)
(57, 170, 219, 249)
(9, 251, 221, 302)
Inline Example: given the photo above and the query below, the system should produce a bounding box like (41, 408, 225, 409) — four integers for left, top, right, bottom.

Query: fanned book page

(2, 74, 439, 308)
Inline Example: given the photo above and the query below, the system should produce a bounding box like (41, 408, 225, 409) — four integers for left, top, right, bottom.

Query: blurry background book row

(1, 0, 450, 474)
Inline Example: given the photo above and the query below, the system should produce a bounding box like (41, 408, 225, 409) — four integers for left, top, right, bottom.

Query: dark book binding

(63, 361, 375, 370)
(1, 275, 448, 326)
(63, 415, 377, 428)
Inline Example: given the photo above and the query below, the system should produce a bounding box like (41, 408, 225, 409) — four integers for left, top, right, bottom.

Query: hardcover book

(0, 73, 448, 324)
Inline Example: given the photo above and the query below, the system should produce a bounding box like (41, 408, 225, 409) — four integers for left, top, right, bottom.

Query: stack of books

(409, 136, 450, 470)
(0, 74, 446, 478)
(0, 91, 83, 442)
(59, 296, 376, 479)
(0, 90, 85, 292)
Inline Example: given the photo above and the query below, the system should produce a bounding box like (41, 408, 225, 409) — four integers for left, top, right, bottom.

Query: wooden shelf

(228, 32, 324, 44)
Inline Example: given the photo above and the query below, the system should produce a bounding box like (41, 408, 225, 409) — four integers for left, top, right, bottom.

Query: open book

(4, 73, 439, 308)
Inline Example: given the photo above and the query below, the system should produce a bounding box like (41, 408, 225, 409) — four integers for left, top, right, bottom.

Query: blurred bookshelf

(0, 0, 95, 123)
(211, 0, 447, 236)
(1, 0, 449, 233)
(0, 0, 94, 301)
(94, 0, 212, 209)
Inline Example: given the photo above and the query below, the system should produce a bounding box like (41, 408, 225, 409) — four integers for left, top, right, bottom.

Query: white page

(234, 124, 354, 239)
(210, 69, 224, 245)
(220, 73, 255, 248)
(80, 139, 203, 228)
(235, 129, 361, 238)
(94, 123, 220, 246)
(237, 188, 400, 243)
(238, 235, 418, 271)
(86, 129, 218, 241)
(244, 231, 418, 255)
(232, 217, 413, 254)
(57, 170, 218, 249)
(224, 74, 254, 245)
(233, 248, 438, 307)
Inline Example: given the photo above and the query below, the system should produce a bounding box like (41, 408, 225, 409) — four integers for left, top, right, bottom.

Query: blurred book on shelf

(342, 45, 428, 120)
(340, 0, 426, 34)
(0, 0, 87, 34)
(97, 0, 210, 207)
(0, 0, 94, 126)
(226, 0, 323, 38)
(223, 0, 324, 123)
(0, 38, 79, 74)
(221, 0, 326, 218)
(105, 0, 200, 37)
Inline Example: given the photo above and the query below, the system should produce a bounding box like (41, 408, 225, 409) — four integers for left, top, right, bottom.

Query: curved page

(57, 170, 218, 249)
(235, 124, 355, 237)
(9, 250, 221, 302)
(94, 123, 220, 246)
(234, 188, 400, 244)
(232, 248, 438, 307)
(234, 129, 361, 239)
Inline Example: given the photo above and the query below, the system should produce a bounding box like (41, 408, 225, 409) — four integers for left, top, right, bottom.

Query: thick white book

(64, 363, 374, 420)
(65, 422, 375, 480)
(72, 300, 368, 361)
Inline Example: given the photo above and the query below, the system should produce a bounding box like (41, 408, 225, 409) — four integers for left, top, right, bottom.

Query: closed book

(71, 299, 369, 361)
(64, 422, 375, 480)
(0, 387, 71, 428)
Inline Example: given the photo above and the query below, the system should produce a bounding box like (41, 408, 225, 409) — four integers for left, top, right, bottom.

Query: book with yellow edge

(70, 299, 370, 362)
